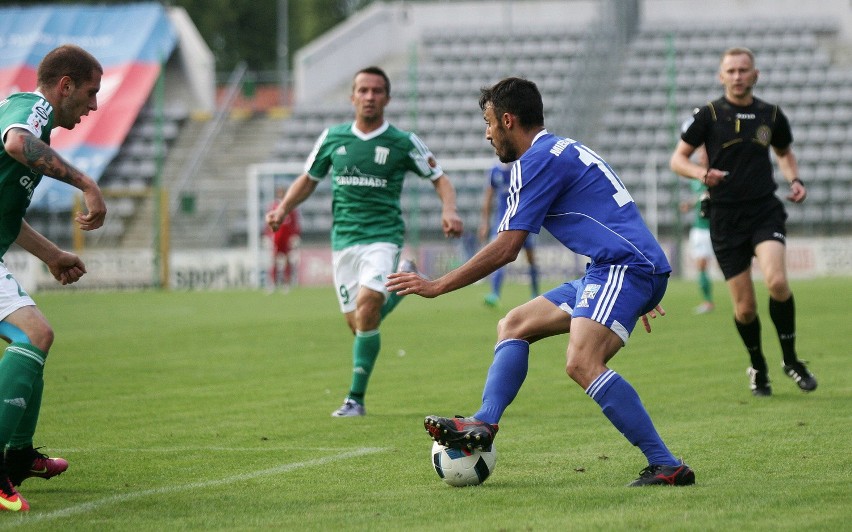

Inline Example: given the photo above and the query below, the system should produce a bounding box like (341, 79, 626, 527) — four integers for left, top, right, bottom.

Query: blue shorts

(542, 264, 668, 344)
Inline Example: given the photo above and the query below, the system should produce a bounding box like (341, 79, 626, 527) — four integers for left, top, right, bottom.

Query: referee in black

(670, 47, 816, 397)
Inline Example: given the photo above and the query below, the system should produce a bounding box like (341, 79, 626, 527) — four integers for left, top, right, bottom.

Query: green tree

(172, 0, 280, 74)
(0, 0, 377, 75)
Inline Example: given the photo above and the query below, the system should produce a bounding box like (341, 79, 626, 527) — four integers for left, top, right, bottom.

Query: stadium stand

(594, 18, 852, 235)
(1, 2, 214, 250)
(272, 13, 852, 243)
(11, 1, 852, 252)
(270, 26, 591, 242)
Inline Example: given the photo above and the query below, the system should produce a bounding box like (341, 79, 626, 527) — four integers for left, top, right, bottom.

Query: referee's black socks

(735, 316, 767, 373)
(769, 295, 798, 366)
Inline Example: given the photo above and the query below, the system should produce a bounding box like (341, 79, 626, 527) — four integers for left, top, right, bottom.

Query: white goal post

(246, 158, 496, 289)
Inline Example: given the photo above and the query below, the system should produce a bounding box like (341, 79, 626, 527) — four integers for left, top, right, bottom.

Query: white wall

(293, 0, 599, 105)
(294, 0, 852, 106)
(643, 0, 852, 41)
(167, 6, 216, 113)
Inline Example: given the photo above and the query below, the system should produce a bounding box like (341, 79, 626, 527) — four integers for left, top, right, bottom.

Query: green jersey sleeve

(304, 128, 333, 179)
(406, 132, 443, 180)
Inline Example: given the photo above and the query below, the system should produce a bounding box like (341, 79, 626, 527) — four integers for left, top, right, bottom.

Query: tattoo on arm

(21, 133, 85, 186)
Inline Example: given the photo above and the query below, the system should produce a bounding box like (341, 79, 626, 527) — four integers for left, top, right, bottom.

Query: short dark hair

(353, 66, 391, 97)
(720, 47, 756, 67)
(479, 77, 544, 129)
(37, 44, 102, 89)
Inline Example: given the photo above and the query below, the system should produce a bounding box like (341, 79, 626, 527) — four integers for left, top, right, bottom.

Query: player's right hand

(48, 251, 87, 285)
(702, 169, 728, 187)
(386, 272, 440, 298)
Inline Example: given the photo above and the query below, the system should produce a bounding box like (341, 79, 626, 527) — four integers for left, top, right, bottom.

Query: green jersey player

(266, 66, 463, 417)
(0, 44, 107, 512)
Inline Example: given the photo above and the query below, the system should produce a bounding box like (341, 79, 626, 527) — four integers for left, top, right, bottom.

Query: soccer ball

(430, 441, 497, 487)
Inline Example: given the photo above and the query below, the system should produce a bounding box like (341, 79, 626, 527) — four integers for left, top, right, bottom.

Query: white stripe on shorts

(591, 265, 626, 324)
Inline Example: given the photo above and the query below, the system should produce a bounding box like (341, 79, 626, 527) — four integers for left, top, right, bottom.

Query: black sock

(735, 317, 766, 373)
(769, 295, 797, 366)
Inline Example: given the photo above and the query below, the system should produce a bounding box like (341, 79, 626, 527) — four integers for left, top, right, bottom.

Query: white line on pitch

(53, 446, 379, 453)
(2, 447, 386, 526)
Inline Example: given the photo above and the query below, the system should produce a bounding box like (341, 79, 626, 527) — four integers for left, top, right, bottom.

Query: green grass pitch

(3, 277, 849, 530)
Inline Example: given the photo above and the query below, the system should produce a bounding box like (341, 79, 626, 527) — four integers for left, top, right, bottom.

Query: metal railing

(169, 61, 248, 217)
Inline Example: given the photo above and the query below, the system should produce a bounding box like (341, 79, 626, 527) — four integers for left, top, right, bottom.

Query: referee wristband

(790, 178, 804, 187)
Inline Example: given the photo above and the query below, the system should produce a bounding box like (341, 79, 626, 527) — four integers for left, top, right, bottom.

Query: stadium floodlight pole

(153, 52, 170, 289)
(278, 0, 289, 101)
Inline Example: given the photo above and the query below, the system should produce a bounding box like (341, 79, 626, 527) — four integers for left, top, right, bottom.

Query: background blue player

(387, 77, 694, 487)
(479, 161, 539, 306)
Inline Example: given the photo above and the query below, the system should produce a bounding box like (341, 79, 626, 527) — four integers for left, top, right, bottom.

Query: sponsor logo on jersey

(335, 166, 388, 188)
(736, 113, 756, 120)
(26, 98, 51, 138)
(374, 146, 389, 165)
(336, 146, 347, 155)
(19, 173, 37, 200)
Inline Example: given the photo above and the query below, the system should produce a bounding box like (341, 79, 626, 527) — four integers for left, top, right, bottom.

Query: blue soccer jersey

(497, 131, 670, 274)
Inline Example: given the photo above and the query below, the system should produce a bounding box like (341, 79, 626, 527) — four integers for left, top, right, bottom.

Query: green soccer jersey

(0, 92, 54, 258)
(305, 121, 442, 251)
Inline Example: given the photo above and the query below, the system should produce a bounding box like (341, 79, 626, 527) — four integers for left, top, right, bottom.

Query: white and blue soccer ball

(431, 441, 497, 487)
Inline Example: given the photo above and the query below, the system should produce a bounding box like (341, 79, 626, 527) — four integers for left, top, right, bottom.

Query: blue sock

(474, 339, 529, 424)
(529, 264, 540, 297)
(490, 268, 505, 297)
(586, 370, 679, 466)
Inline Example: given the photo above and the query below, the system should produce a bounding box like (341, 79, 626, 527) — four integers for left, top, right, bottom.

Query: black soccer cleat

(628, 462, 695, 487)
(4, 447, 68, 487)
(747, 367, 772, 397)
(424, 415, 498, 451)
(783, 361, 817, 392)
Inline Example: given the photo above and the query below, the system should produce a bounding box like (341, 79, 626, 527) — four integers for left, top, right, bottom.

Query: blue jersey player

(479, 161, 539, 306)
(387, 78, 694, 487)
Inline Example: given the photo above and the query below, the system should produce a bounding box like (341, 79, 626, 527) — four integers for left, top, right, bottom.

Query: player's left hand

(265, 210, 282, 232)
(441, 211, 463, 239)
(76, 187, 107, 231)
(787, 180, 807, 203)
(640, 304, 666, 333)
(386, 271, 440, 298)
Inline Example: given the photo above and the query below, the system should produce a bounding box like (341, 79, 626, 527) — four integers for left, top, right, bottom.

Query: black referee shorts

(709, 196, 788, 280)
